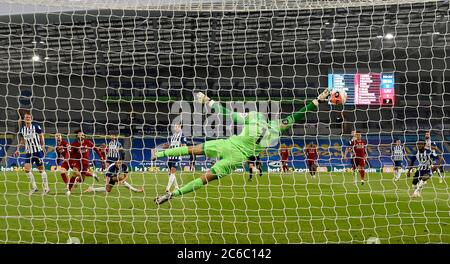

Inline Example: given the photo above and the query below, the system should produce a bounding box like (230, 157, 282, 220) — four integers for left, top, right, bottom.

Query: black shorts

(106, 175, 117, 186)
(394, 160, 402, 167)
(167, 160, 179, 169)
(414, 170, 432, 180)
(22, 151, 44, 167)
(107, 157, 118, 164)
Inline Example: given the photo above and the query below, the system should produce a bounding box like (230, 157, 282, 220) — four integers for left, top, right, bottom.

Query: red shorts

(307, 160, 316, 166)
(61, 160, 70, 170)
(70, 160, 90, 174)
(354, 157, 366, 167)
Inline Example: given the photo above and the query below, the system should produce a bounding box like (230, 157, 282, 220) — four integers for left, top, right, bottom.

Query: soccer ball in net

(329, 89, 347, 105)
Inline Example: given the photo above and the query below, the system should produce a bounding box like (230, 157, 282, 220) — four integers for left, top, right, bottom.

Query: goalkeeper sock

(26, 172, 38, 190)
(172, 178, 204, 197)
(122, 182, 140, 192)
(40, 171, 49, 190)
(157, 146, 189, 158)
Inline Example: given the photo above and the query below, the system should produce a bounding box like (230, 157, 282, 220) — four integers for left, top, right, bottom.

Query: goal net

(0, 0, 449, 244)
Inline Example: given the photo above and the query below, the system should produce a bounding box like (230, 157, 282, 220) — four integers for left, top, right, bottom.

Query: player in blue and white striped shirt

(85, 154, 143, 194)
(406, 141, 440, 198)
(107, 134, 123, 165)
(13, 113, 50, 195)
(163, 123, 187, 193)
(392, 139, 406, 181)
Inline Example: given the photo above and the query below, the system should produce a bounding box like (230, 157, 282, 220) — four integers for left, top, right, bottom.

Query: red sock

(61, 173, 68, 184)
(68, 176, 77, 191)
(68, 177, 82, 191)
(360, 169, 365, 180)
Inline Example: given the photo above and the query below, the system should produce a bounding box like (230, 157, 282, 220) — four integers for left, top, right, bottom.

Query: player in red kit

(304, 142, 318, 178)
(53, 133, 71, 188)
(279, 146, 290, 173)
(98, 143, 107, 171)
(344, 130, 358, 183)
(66, 130, 105, 195)
(350, 133, 367, 185)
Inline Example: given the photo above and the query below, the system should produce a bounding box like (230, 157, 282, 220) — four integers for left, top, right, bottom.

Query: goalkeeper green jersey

(211, 100, 317, 158)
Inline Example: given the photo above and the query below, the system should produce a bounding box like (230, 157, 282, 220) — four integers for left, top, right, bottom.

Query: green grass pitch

(0, 170, 449, 243)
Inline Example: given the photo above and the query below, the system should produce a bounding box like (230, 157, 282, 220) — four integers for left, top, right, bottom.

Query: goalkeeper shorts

(203, 139, 247, 178)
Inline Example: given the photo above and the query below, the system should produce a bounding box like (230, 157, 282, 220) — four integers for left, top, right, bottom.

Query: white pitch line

(0, 215, 449, 220)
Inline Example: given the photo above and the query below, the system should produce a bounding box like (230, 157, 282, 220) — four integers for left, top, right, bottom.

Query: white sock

(91, 187, 107, 192)
(437, 169, 443, 178)
(166, 174, 175, 191)
(40, 171, 49, 190)
(26, 172, 38, 190)
(173, 174, 179, 190)
(353, 171, 357, 182)
(395, 170, 401, 179)
(122, 181, 140, 192)
(415, 180, 426, 194)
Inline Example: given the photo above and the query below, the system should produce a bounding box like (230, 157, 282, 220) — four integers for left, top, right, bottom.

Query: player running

(85, 158, 144, 194)
(279, 146, 290, 173)
(344, 130, 357, 183)
(153, 89, 330, 205)
(163, 123, 187, 193)
(66, 130, 105, 195)
(98, 143, 108, 171)
(304, 142, 319, 178)
(247, 154, 262, 181)
(14, 112, 50, 195)
(53, 133, 71, 189)
(392, 139, 406, 182)
(350, 133, 367, 185)
(407, 141, 441, 198)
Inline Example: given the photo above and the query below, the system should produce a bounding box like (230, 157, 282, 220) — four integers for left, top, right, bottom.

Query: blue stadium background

(1, 135, 448, 172)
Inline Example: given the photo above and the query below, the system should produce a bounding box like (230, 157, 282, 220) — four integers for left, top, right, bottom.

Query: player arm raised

(279, 89, 329, 132)
(195, 92, 246, 124)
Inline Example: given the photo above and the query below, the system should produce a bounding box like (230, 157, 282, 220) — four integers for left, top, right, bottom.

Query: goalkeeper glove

(316, 89, 330, 102)
(195, 92, 211, 104)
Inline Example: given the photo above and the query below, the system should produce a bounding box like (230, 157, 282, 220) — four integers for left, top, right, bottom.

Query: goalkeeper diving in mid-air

(153, 89, 331, 205)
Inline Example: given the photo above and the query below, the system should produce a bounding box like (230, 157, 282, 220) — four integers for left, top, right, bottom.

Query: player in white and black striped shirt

(163, 123, 187, 193)
(107, 134, 123, 165)
(13, 113, 50, 195)
(392, 139, 406, 181)
(406, 141, 440, 198)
